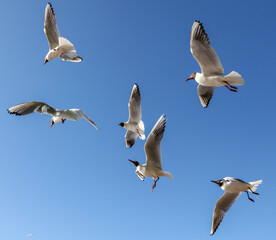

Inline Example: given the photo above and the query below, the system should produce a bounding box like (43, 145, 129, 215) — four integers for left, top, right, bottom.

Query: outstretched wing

(60, 109, 99, 130)
(8, 101, 56, 116)
(128, 84, 142, 123)
(210, 192, 241, 235)
(125, 130, 139, 148)
(144, 115, 166, 170)
(44, 3, 60, 50)
(82, 113, 99, 130)
(197, 85, 216, 108)
(190, 21, 224, 76)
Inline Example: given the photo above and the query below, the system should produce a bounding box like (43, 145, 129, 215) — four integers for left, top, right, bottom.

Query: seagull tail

(160, 171, 174, 179)
(249, 180, 263, 192)
(224, 71, 245, 86)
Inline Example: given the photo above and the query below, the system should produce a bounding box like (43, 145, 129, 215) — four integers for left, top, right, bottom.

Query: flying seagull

(8, 101, 99, 129)
(119, 84, 145, 147)
(210, 177, 262, 235)
(186, 21, 245, 108)
(129, 115, 173, 192)
(44, 2, 82, 64)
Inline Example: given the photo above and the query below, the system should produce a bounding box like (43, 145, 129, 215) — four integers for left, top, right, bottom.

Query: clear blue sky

(0, 0, 275, 239)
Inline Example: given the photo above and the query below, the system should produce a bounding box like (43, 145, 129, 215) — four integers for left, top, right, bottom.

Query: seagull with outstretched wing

(119, 84, 145, 148)
(129, 115, 173, 192)
(8, 101, 98, 129)
(44, 3, 82, 64)
(186, 21, 245, 108)
(210, 177, 262, 235)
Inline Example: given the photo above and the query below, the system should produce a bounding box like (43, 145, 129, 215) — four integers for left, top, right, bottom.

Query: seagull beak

(50, 121, 54, 127)
(128, 159, 136, 166)
(186, 77, 192, 81)
(44, 59, 48, 65)
(211, 180, 221, 186)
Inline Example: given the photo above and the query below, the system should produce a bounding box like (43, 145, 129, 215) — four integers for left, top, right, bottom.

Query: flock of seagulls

(6, 2, 262, 236)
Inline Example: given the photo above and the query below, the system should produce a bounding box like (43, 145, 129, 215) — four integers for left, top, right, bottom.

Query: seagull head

(128, 159, 139, 167)
(44, 58, 49, 65)
(186, 72, 196, 81)
(211, 179, 223, 187)
(119, 122, 124, 127)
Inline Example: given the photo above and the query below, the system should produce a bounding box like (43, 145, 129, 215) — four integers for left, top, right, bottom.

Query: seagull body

(186, 21, 245, 107)
(8, 101, 98, 129)
(129, 115, 173, 192)
(210, 177, 262, 235)
(44, 3, 82, 64)
(119, 84, 145, 148)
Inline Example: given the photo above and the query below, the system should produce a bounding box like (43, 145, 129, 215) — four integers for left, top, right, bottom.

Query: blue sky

(0, 0, 275, 239)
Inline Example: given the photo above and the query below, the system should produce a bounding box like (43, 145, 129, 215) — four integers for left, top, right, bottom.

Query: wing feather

(197, 85, 216, 108)
(144, 115, 166, 170)
(8, 101, 56, 116)
(190, 21, 224, 76)
(128, 84, 142, 123)
(60, 110, 99, 129)
(210, 192, 241, 235)
(125, 130, 139, 148)
(44, 3, 60, 50)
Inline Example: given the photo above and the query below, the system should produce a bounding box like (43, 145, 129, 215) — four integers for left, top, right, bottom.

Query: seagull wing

(82, 113, 99, 130)
(144, 115, 166, 170)
(125, 130, 139, 148)
(44, 3, 60, 50)
(128, 84, 142, 123)
(197, 85, 216, 108)
(210, 192, 241, 235)
(8, 101, 57, 116)
(190, 21, 224, 76)
(59, 37, 83, 62)
(59, 110, 99, 130)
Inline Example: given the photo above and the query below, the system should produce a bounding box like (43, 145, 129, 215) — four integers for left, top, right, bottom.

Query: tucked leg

(224, 85, 237, 92)
(223, 81, 238, 89)
(249, 187, 259, 195)
(246, 191, 255, 202)
(151, 177, 160, 192)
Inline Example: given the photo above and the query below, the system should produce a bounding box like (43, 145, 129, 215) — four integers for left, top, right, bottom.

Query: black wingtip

(7, 109, 22, 116)
(47, 2, 55, 13)
(7, 109, 14, 115)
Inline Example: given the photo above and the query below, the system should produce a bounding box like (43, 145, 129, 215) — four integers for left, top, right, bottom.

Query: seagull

(44, 3, 82, 64)
(119, 84, 145, 147)
(8, 101, 99, 129)
(210, 177, 262, 235)
(186, 21, 245, 108)
(129, 115, 173, 192)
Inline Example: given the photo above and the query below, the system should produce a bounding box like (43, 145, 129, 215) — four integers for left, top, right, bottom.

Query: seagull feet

(151, 177, 160, 192)
(223, 81, 238, 92)
(249, 188, 259, 195)
(246, 191, 255, 202)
